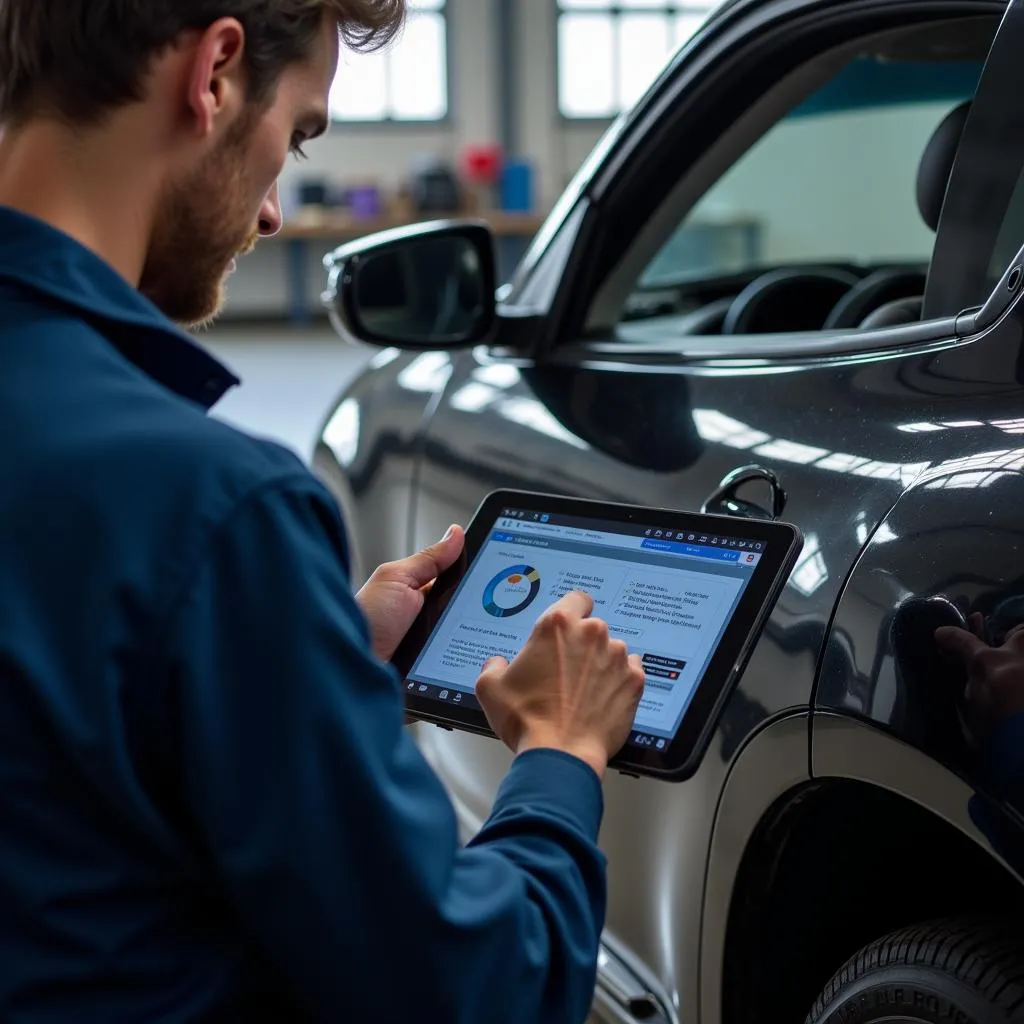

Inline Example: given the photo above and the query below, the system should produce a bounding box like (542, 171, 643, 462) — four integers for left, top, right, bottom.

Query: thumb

(935, 625, 987, 664)
(399, 524, 465, 589)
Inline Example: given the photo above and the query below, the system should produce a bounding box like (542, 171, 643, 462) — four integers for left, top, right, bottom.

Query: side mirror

(322, 220, 497, 350)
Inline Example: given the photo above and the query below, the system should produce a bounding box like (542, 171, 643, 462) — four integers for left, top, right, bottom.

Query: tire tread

(805, 917, 1024, 1023)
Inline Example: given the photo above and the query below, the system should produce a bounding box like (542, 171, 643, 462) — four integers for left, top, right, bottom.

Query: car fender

(811, 711, 1022, 879)
(814, 456, 1024, 849)
(311, 348, 456, 585)
(700, 712, 811, 1024)
(702, 711, 1024, 1024)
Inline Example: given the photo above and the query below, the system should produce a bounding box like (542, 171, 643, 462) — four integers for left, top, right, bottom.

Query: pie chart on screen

(482, 564, 542, 618)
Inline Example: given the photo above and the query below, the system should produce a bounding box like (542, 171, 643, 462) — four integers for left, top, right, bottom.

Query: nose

(258, 182, 283, 237)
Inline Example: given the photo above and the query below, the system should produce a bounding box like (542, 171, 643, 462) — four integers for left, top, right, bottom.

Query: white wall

(513, 0, 607, 210)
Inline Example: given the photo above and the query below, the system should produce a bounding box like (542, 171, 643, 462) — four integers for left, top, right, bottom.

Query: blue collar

(0, 205, 239, 409)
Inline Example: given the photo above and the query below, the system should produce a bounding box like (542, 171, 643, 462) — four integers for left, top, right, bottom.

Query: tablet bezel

(391, 489, 803, 782)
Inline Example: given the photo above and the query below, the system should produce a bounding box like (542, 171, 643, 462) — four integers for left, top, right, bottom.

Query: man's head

(0, 1, 404, 326)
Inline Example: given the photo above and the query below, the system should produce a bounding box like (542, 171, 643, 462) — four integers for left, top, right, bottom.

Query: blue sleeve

(159, 474, 606, 1024)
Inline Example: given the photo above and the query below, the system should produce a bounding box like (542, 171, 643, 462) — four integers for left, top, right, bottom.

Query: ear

(185, 17, 247, 139)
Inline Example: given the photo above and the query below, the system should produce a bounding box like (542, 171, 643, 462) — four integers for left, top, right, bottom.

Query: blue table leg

(288, 239, 309, 326)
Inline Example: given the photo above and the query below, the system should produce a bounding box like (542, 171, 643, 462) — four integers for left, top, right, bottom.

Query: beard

(139, 113, 262, 330)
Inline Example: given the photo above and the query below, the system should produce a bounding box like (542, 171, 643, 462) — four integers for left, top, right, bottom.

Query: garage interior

(9, 0, 1024, 1021)
(208, 0, 633, 457)
(208, 0, 957, 458)
(199, 10, 1024, 1019)
(210, 0, 714, 458)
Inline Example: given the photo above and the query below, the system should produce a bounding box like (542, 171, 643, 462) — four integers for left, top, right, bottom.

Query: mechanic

(0, 3, 647, 1022)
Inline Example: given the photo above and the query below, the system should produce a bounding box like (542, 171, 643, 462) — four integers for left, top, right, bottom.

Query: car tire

(804, 918, 1024, 1023)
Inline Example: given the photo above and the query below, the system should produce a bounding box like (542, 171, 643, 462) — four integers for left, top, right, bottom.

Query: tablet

(392, 490, 803, 781)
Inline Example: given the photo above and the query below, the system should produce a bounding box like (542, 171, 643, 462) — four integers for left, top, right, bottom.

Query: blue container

(500, 160, 534, 213)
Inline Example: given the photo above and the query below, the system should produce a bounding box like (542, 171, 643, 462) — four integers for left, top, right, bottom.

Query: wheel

(805, 918, 1024, 1023)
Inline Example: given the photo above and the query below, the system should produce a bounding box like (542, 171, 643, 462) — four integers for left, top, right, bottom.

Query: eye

(290, 134, 309, 160)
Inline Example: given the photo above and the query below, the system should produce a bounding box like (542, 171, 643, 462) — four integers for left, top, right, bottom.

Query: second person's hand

(936, 617, 1024, 740)
(475, 590, 646, 779)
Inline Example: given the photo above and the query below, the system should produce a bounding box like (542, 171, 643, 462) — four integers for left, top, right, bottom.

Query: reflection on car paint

(313, 2, 1024, 1020)
(396, 352, 453, 393)
(321, 398, 360, 468)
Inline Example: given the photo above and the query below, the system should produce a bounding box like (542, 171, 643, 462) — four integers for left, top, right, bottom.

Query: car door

(812, 0, 1024, 878)
(406, 1, 1009, 1021)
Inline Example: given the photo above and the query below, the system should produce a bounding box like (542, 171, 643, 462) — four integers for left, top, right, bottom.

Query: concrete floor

(199, 322, 372, 463)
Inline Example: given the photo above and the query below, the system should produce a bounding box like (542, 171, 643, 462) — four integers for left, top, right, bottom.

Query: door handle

(595, 944, 670, 1022)
(702, 464, 787, 521)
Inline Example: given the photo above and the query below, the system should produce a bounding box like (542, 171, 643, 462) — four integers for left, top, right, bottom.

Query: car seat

(826, 99, 972, 330)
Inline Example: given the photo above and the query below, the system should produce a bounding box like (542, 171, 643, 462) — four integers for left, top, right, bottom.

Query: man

(0, 3, 646, 1022)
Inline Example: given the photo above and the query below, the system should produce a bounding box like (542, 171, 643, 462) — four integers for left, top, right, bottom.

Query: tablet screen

(404, 503, 770, 750)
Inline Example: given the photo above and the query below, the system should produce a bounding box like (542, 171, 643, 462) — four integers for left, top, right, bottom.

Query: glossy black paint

(314, 0, 1024, 1018)
(417, 304, 1024, 770)
(815, 303, 1024, 844)
(376, 307, 1024, 1021)
(328, 297, 1024, 1019)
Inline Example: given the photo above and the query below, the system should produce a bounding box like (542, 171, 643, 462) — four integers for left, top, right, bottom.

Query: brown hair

(0, 0, 406, 127)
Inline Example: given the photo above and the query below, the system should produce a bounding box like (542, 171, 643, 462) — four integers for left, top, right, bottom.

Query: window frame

(520, 0, 1008, 366)
(924, 0, 1024, 319)
(554, 0, 719, 122)
(329, 0, 452, 126)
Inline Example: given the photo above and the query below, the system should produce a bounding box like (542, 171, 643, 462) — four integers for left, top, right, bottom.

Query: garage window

(330, 0, 448, 122)
(557, 1, 717, 118)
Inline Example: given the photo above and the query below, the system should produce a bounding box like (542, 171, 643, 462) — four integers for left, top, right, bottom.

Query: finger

(547, 589, 595, 621)
(1004, 621, 1024, 645)
(479, 655, 509, 677)
(476, 656, 509, 697)
(969, 613, 987, 642)
(935, 625, 989, 663)
(627, 654, 646, 694)
(391, 525, 465, 590)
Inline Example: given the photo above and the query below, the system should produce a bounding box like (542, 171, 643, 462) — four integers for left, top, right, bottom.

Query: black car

(314, 0, 1024, 1020)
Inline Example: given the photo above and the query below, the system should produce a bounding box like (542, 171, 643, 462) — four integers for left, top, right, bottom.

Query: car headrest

(916, 100, 971, 232)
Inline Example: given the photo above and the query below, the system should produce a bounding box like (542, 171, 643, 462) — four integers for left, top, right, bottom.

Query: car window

(617, 55, 984, 336)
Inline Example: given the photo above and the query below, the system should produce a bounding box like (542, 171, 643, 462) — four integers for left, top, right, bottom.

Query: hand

(356, 525, 464, 663)
(475, 590, 647, 779)
(936, 615, 1024, 739)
